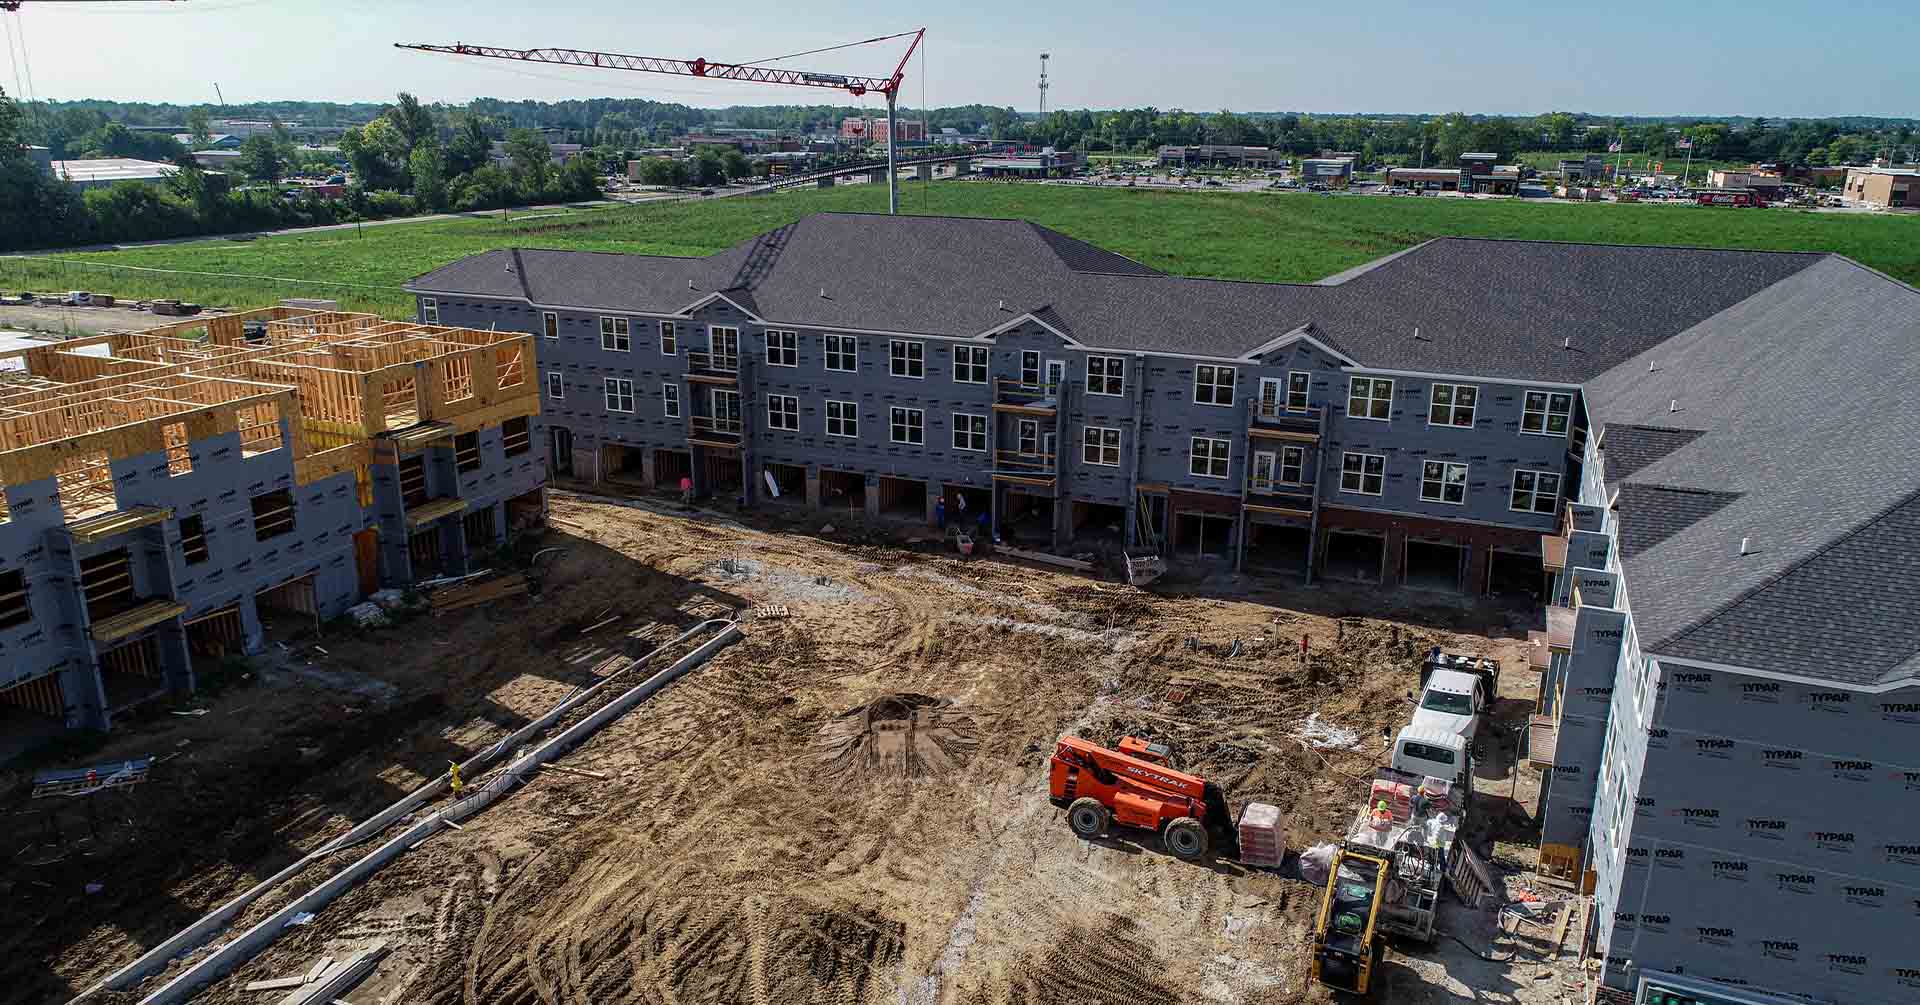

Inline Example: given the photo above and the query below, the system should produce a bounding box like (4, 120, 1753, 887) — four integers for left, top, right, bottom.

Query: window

(1428, 383, 1477, 427)
(1193, 364, 1236, 406)
(826, 400, 858, 438)
(0, 569, 27, 629)
(178, 515, 209, 566)
(162, 421, 192, 476)
(765, 329, 798, 367)
(1421, 460, 1468, 504)
(455, 431, 481, 472)
(1348, 376, 1393, 421)
(662, 383, 680, 418)
(1021, 350, 1041, 386)
(1280, 445, 1304, 483)
(1017, 418, 1039, 455)
(1083, 425, 1122, 466)
(890, 406, 924, 444)
(768, 394, 799, 431)
(953, 345, 988, 384)
(546, 372, 564, 400)
(1511, 469, 1563, 514)
(889, 339, 924, 378)
(502, 416, 530, 457)
(542, 311, 558, 339)
(1287, 371, 1311, 410)
(600, 316, 630, 352)
(660, 321, 677, 355)
(709, 326, 740, 370)
(604, 377, 634, 413)
(953, 412, 987, 451)
(825, 334, 856, 372)
(1522, 390, 1575, 436)
(1189, 436, 1230, 478)
(250, 489, 295, 542)
(421, 297, 438, 323)
(1086, 354, 1125, 396)
(1340, 452, 1386, 495)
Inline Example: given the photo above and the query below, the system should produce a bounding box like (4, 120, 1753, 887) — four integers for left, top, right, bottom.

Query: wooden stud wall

(0, 672, 65, 719)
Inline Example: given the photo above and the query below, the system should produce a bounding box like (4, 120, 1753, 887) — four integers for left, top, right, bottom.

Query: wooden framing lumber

(91, 599, 186, 643)
(67, 505, 172, 544)
(404, 497, 468, 529)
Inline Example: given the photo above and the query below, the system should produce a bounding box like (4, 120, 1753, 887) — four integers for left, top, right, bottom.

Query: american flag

(1607, 140, 1622, 153)
(1676, 138, 1693, 150)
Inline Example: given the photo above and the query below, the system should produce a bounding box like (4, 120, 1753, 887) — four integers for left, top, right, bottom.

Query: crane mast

(396, 29, 925, 214)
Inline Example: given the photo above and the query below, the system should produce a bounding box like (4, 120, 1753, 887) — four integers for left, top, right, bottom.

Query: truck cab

(1390, 726, 1474, 802)
(1410, 667, 1488, 743)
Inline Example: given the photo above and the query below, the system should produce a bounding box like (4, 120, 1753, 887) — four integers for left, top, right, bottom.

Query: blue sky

(3, 0, 1914, 118)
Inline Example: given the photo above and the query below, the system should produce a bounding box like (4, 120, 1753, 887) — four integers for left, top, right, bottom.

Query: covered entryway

(1323, 531, 1385, 583)
(761, 462, 806, 503)
(98, 635, 166, 713)
(654, 449, 691, 492)
(702, 451, 744, 500)
(184, 604, 244, 669)
(1069, 500, 1127, 549)
(819, 469, 867, 512)
(1245, 521, 1311, 574)
(255, 574, 319, 637)
(602, 443, 646, 485)
(876, 476, 927, 520)
(1487, 548, 1544, 603)
(1173, 513, 1234, 558)
(1405, 539, 1465, 592)
(999, 489, 1055, 546)
(941, 485, 992, 534)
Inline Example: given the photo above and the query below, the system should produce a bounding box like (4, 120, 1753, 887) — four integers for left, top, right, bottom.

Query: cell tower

(1038, 53, 1049, 117)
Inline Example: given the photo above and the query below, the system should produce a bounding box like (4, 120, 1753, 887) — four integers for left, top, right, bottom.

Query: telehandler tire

(1067, 797, 1110, 838)
(1164, 816, 1209, 860)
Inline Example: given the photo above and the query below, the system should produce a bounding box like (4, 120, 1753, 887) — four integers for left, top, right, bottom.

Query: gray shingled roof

(1587, 256, 1920, 687)
(407, 213, 1821, 379)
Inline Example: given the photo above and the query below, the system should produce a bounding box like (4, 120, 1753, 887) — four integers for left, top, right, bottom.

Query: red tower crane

(395, 29, 925, 214)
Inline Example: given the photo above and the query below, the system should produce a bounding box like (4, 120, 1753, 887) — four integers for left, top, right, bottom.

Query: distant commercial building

(192, 149, 243, 170)
(1706, 169, 1785, 201)
(173, 133, 242, 150)
(1297, 158, 1354, 187)
(46, 158, 181, 190)
(838, 117, 925, 143)
(1842, 166, 1917, 208)
(976, 149, 1084, 178)
(489, 141, 585, 167)
(1557, 157, 1607, 182)
(1157, 145, 1274, 169)
(1459, 153, 1521, 194)
(1385, 166, 1464, 191)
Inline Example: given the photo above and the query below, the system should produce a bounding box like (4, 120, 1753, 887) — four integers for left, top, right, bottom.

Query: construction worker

(449, 761, 463, 798)
(1370, 798, 1393, 829)
(935, 497, 946, 529)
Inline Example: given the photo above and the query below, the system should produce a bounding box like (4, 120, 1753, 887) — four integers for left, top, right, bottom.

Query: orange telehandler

(1048, 735, 1239, 861)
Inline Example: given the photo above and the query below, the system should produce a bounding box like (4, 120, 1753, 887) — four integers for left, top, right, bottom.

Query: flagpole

(1682, 143, 1693, 187)
(1613, 132, 1626, 188)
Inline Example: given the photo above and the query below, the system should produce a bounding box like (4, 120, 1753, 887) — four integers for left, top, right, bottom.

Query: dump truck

(1048, 735, 1242, 861)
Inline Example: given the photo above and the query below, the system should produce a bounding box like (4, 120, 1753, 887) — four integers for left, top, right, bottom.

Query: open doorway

(1172, 512, 1234, 558)
(999, 490, 1055, 546)
(1245, 522, 1311, 574)
(98, 636, 166, 713)
(761, 462, 806, 503)
(654, 449, 691, 492)
(1323, 531, 1385, 583)
(1070, 501, 1127, 549)
(1405, 540, 1465, 592)
(408, 527, 441, 579)
(0, 673, 67, 754)
(550, 425, 575, 478)
(1487, 548, 1544, 604)
(876, 476, 927, 520)
(942, 485, 992, 535)
(704, 451, 744, 500)
(602, 444, 646, 485)
(820, 469, 867, 512)
(506, 488, 545, 533)
(255, 574, 319, 638)
(184, 604, 245, 671)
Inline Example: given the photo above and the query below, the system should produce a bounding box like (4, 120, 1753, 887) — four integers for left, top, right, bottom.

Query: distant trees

(235, 134, 285, 184)
(504, 128, 552, 190)
(185, 107, 212, 148)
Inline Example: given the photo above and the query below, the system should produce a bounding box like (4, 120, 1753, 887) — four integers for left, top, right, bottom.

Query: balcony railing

(685, 351, 739, 376)
(993, 449, 1056, 475)
(995, 377, 1060, 405)
(690, 414, 743, 438)
(1250, 399, 1323, 425)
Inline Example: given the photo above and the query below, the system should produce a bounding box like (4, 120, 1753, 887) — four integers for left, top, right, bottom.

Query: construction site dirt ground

(4, 491, 1593, 1005)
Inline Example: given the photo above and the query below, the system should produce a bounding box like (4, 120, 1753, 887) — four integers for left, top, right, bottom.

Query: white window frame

(1020, 350, 1041, 386)
(1287, 371, 1311, 410)
(420, 297, 438, 324)
(826, 399, 859, 438)
(951, 345, 989, 385)
(1428, 382, 1478, 428)
(1189, 436, 1230, 479)
(546, 371, 564, 400)
(603, 377, 634, 413)
(659, 321, 677, 356)
(1510, 468, 1563, 514)
(1017, 418, 1039, 455)
(600, 316, 631, 352)
(767, 393, 799, 431)
(1340, 451, 1385, 495)
(662, 382, 680, 418)
(1083, 425, 1122, 466)
(1420, 460, 1469, 505)
(765, 329, 799, 367)
(541, 311, 557, 339)
(709, 325, 740, 370)
(1280, 444, 1304, 483)
(824, 334, 857, 372)
(952, 412, 987, 451)
(1347, 376, 1393, 421)
(888, 339, 925, 379)
(889, 406, 925, 444)
(1522, 390, 1575, 437)
(1086, 354, 1126, 396)
(1193, 364, 1236, 407)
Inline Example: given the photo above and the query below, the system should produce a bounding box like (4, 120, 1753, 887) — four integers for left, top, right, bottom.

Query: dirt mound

(965, 916, 1187, 1005)
(815, 693, 979, 782)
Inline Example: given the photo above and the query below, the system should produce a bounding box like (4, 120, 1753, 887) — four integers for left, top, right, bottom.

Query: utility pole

(1038, 53, 1049, 119)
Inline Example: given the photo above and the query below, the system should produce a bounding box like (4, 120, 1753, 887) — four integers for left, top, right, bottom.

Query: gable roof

(1586, 256, 1920, 687)
(407, 213, 1822, 379)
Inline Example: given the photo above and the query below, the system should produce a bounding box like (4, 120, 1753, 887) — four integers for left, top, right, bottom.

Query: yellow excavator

(1309, 846, 1389, 995)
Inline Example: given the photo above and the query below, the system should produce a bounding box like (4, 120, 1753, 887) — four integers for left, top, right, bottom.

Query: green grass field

(4, 182, 1915, 320)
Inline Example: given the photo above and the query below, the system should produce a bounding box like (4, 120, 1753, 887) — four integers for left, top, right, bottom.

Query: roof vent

(687, 279, 696, 290)
(1740, 536, 1753, 556)
(997, 299, 1008, 311)
(1669, 399, 1679, 413)
(1563, 336, 1572, 350)
(819, 287, 828, 299)
(1647, 359, 1658, 372)
(1412, 326, 1429, 342)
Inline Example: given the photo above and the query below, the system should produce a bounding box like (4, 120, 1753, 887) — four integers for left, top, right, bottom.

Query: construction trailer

(0, 307, 545, 735)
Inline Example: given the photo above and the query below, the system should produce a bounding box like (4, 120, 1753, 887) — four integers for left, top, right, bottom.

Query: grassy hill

(5, 182, 1916, 320)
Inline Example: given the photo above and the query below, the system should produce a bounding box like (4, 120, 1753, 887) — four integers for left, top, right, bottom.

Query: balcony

(685, 351, 739, 383)
(992, 378, 1060, 414)
(991, 448, 1055, 485)
(1243, 476, 1317, 517)
(688, 414, 743, 448)
(1248, 400, 1323, 441)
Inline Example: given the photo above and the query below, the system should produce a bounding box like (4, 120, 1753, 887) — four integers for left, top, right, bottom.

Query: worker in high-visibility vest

(449, 761, 463, 798)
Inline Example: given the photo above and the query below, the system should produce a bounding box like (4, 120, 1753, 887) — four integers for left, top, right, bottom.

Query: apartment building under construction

(0, 307, 545, 740)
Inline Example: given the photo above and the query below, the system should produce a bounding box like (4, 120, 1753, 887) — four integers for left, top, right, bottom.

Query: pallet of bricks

(427, 572, 529, 614)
